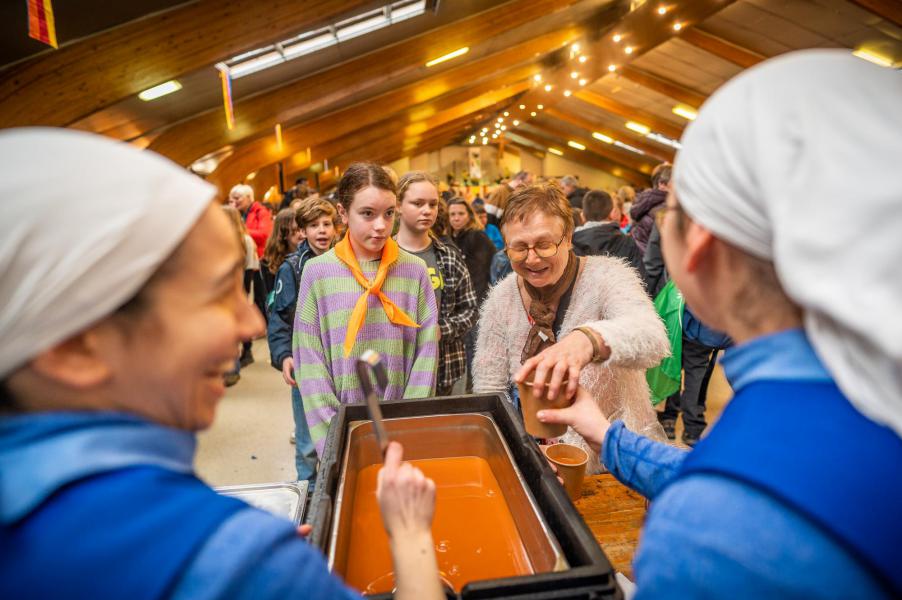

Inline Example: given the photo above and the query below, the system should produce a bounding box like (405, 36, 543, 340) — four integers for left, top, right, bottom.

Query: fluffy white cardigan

(474, 255, 669, 473)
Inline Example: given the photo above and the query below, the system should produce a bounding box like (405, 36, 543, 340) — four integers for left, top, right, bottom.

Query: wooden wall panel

(0, 0, 380, 127)
(148, 0, 584, 166)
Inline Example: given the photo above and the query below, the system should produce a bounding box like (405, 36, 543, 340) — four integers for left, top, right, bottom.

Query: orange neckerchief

(334, 235, 420, 356)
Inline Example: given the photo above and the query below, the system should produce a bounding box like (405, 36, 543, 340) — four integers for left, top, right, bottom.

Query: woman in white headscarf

(0, 129, 444, 599)
(538, 50, 902, 598)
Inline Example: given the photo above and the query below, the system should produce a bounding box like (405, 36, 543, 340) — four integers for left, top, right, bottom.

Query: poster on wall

(467, 147, 482, 181)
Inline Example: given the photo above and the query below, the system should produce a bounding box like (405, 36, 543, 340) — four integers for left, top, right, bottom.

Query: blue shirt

(0, 412, 359, 600)
(602, 329, 888, 599)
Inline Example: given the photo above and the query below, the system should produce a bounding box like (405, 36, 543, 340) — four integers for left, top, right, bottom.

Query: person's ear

(336, 203, 349, 226)
(683, 221, 717, 273)
(28, 328, 115, 390)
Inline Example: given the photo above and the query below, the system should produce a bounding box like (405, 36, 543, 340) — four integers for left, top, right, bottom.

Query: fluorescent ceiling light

(228, 51, 284, 78)
(548, 147, 564, 156)
(138, 80, 182, 101)
(592, 132, 614, 144)
(646, 132, 682, 149)
(672, 105, 697, 121)
(282, 31, 335, 59)
(567, 141, 586, 150)
(426, 47, 469, 67)
(852, 48, 894, 68)
(626, 121, 651, 135)
(225, 0, 426, 79)
(336, 13, 389, 42)
(391, 0, 427, 22)
(614, 140, 645, 155)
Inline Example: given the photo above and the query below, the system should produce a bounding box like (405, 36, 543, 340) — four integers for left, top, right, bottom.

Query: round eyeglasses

(505, 236, 566, 263)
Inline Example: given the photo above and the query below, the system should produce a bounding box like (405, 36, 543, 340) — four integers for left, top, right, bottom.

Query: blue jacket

(267, 240, 317, 370)
(0, 412, 359, 600)
(604, 329, 896, 598)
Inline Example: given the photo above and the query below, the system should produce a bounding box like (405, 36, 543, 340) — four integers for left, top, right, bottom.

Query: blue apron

(677, 380, 902, 596)
(1, 465, 245, 599)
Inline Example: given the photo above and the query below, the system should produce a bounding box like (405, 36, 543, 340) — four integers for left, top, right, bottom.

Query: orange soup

(343, 456, 533, 594)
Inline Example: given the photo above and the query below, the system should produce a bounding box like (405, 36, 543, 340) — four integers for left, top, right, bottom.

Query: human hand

(515, 330, 595, 401)
(296, 524, 312, 539)
(281, 357, 296, 386)
(537, 386, 609, 456)
(377, 442, 436, 539)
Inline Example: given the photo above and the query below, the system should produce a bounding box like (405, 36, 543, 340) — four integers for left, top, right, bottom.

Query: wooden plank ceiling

(1, 0, 899, 192)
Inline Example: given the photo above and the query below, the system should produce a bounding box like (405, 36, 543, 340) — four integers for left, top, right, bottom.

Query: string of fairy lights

(463, 3, 694, 159)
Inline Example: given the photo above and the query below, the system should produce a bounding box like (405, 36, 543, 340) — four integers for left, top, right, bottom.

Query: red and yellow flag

(218, 67, 235, 130)
(27, 0, 58, 49)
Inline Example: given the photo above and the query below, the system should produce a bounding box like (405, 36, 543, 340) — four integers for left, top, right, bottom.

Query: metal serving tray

(307, 394, 622, 599)
(327, 413, 569, 580)
(215, 480, 308, 525)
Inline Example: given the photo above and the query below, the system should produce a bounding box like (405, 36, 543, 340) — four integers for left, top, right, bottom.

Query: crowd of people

(2, 50, 900, 599)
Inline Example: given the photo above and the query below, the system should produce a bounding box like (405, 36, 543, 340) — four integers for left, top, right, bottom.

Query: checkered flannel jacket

(433, 236, 478, 391)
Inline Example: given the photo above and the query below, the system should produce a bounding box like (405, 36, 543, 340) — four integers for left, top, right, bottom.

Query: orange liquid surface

(343, 456, 533, 594)
(551, 456, 585, 466)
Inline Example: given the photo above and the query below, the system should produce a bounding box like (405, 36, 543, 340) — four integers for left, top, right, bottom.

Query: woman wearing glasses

(474, 183, 668, 471)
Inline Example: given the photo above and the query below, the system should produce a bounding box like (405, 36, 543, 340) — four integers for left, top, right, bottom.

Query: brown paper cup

(543, 443, 588, 501)
(517, 375, 571, 439)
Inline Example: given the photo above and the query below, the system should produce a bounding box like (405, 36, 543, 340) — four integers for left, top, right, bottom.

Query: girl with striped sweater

(293, 163, 438, 455)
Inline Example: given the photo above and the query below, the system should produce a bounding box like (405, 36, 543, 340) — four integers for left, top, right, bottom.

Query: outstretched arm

(378, 442, 443, 600)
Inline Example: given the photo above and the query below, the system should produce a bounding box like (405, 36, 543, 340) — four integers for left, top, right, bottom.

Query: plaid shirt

(432, 236, 478, 391)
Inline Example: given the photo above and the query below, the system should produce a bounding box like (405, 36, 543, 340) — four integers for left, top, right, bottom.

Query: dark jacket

(430, 237, 479, 391)
(573, 222, 646, 283)
(643, 224, 667, 299)
(267, 241, 317, 370)
(452, 229, 496, 306)
(629, 188, 667, 254)
(567, 187, 589, 209)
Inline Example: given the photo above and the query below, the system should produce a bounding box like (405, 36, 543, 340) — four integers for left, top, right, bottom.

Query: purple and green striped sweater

(292, 247, 438, 455)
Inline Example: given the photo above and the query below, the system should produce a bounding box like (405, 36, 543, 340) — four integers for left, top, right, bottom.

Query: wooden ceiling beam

(510, 128, 648, 187)
(847, 0, 902, 27)
(213, 79, 529, 187)
(617, 65, 708, 109)
(678, 28, 766, 69)
(490, 0, 735, 135)
(211, 90, 517, 189)
(572, 89, 684, 140)
(318, 112, 490, 175)
(525, 121, 657, 174)
(208, 31, 574, 181)
(544, 106, 674, 162)
(148, 0, 584, 166)
(0, 0, 382, 127)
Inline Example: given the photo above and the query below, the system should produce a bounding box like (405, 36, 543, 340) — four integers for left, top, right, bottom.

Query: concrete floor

(195, 339, 734, 487)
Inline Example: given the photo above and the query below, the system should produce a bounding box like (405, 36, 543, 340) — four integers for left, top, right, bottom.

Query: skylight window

(219, 0, 427, 79)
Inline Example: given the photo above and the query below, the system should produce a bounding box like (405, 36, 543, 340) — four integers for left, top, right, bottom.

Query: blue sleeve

(602, 420, 688, 499)
(266, 262, 297, 369)
(633, 475, 888, 599)
(172, 508, 360, 600)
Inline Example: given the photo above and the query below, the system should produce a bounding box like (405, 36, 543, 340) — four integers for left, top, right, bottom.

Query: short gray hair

(560, 175, 579, 188)
(229, 184, 254, 200)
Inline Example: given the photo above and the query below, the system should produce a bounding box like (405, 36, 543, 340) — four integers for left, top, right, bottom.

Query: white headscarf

(675, 50, 902, 437)
(0, 128, 216, 379)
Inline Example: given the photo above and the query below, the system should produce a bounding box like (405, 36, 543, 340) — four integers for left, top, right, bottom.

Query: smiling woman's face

(101, 205, 265, 430)
(502, 211, 572, 288)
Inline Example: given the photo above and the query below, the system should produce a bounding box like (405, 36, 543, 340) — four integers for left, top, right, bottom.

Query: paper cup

(543, 443, 588, 501)
(517, 374, 571, 439)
